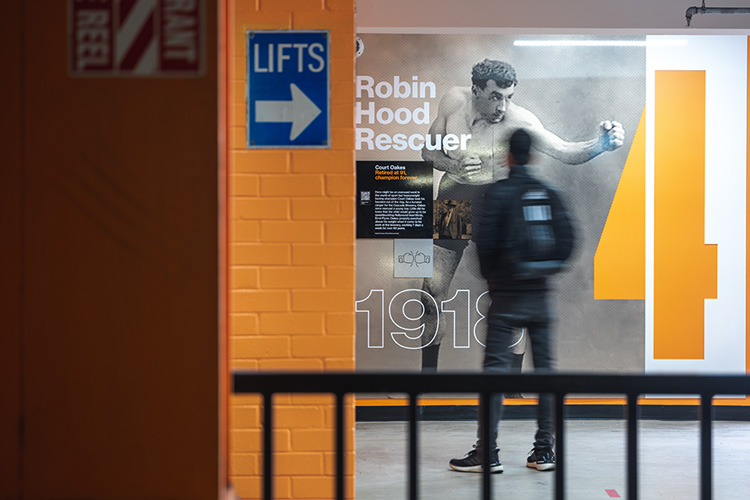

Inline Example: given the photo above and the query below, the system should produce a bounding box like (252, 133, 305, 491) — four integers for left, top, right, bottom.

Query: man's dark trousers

(476, 290, 555, 452)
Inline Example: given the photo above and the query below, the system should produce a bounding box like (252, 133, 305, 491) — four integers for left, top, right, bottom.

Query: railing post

(408, 393, 419, 500)
(627, 393, 639, 500)
(700, 394, 713, 500)
(263, 392, 273, 500)
(336, 392, 345, 500)
(480, 392, 491, 500)
(554, 392, 565, 500)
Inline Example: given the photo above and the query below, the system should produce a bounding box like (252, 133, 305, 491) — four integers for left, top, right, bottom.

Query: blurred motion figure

(449, 128, 575, 474)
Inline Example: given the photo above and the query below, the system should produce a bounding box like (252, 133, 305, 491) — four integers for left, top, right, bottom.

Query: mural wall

(354, 32, 747, 380)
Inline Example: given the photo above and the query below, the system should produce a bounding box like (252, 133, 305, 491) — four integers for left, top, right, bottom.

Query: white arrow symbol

(255, 83, 322, 141)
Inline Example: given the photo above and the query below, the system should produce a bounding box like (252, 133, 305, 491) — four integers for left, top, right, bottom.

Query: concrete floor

(356, 419, 750, 500)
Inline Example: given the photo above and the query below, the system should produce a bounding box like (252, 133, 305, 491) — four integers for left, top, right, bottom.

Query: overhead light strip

(514, 39, 688, 47)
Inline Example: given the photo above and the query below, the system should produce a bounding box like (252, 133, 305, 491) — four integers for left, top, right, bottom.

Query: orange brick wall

(227, 1, 356, 499)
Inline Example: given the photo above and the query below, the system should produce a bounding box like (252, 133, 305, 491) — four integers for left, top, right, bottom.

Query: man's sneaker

(526, 448, 556, 471)
(449, 447, 503, 473)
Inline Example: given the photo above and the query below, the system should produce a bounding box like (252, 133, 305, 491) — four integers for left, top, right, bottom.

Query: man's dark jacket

(474, 164, 575, 292)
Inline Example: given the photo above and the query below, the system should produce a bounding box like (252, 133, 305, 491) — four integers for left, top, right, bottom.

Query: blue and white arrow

(255, 84, 322, 141)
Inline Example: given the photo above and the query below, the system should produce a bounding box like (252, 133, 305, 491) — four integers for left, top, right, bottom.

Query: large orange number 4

(595, 71, 717, 360)
(654, 70, 716, 360)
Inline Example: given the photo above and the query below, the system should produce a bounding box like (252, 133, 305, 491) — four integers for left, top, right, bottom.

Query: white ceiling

(356, 0, 750, 30)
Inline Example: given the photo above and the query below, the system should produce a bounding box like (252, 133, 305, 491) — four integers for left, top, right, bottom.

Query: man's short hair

(471, 59, 517, 90)
(509, 128, 532, 165)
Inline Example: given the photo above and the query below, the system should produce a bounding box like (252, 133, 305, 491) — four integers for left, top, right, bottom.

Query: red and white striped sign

(70, 0, 203, 76)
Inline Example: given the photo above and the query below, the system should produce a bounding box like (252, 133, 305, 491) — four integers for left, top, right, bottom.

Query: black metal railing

(232, 372, 750, 500)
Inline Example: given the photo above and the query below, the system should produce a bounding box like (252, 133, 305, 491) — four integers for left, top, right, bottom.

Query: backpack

(502, 177, 575, 280)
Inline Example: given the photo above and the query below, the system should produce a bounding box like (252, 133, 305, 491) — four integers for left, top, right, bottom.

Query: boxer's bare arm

(421, 88, 482, 179)
(526, 111, 626, 165)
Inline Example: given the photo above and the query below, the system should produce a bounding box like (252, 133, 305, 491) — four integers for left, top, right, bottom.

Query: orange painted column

(3, 1, 224, 498)
(227, 1, 356, 499)
(0, 1, 23, 497)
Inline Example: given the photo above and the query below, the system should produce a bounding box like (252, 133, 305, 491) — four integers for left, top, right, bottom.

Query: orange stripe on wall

(594, 109, 646, 300)
(654, 70, 717, 360)
(356, 396, 749, 407)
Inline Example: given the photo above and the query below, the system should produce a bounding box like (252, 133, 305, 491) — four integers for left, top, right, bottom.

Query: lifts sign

(69, 0, 204, 76)
(246, 31, 330, 148)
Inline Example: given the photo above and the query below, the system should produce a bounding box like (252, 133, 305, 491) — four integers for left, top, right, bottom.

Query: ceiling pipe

(686, 1, 750, 26)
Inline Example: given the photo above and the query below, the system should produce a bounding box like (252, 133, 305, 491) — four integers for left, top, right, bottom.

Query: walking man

(419, 58, 623, 371)
(449, 128, 575, 474)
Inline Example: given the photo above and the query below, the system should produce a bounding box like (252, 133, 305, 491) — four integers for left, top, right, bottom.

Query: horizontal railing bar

(234, 372, 750, 397)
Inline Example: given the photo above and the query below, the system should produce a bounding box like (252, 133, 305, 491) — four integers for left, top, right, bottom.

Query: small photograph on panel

(433, 199, 472, 240)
